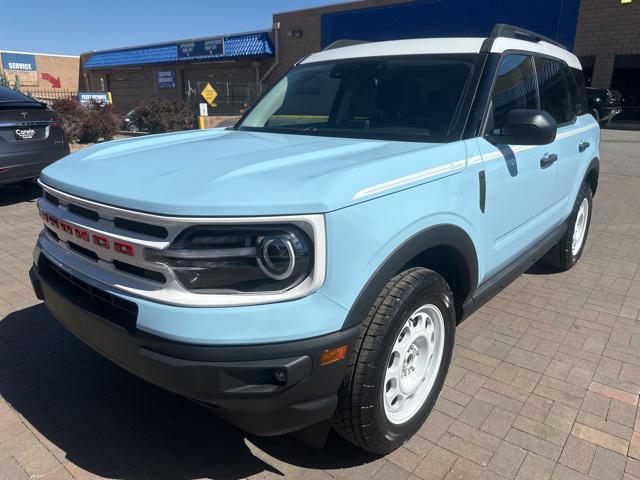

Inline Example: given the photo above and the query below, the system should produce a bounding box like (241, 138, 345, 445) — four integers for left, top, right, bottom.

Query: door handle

(579, 141, 590, 152)
(540, 154, 558, 169)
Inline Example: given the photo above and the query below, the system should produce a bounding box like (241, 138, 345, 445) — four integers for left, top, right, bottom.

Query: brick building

(0, 50, 79, 93)
(81, 31, 274, 114)
(573, 0, 640, 118)
(267, 0, 639, 120)
(79, 0, 640, 120)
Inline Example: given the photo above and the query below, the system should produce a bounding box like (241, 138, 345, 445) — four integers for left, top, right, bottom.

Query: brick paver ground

(1, 130, 640, 479)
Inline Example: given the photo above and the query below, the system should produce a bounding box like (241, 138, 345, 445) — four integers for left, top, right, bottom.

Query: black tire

(333, 267, 455, 454)
(544, 182, 593, 270)
(591, 109, 600, 123)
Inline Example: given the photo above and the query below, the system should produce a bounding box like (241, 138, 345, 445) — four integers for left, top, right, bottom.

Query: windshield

(238, 55, 476, 142)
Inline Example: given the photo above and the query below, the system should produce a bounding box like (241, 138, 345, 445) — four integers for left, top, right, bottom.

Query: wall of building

(83, 58, 270, 114)
(573, 0, 640, 88)
(0, 51, 79, 92)
(271, 0, 409, 83)
(271, 0, 580, 85)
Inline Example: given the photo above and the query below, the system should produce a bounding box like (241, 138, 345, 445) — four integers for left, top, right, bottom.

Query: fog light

(320, 344, 349, 366)
(273, 368, 287, 384)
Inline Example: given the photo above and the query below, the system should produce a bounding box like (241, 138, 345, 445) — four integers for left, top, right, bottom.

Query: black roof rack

(481, 23, 567, 53)
(322, 39, 367, 51)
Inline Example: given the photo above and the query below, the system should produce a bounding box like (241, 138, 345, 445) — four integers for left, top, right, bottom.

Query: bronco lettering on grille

(39, 208, 135, 257)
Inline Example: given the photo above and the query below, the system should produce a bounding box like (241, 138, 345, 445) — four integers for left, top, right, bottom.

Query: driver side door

(477, 53, 560, 277)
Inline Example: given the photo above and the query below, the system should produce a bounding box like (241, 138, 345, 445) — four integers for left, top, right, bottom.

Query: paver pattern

(1, 129, 640, 479)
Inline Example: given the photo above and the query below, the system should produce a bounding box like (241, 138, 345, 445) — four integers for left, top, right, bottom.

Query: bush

(78, 101, 122, 143)
(51, 98, 121, 144)
(130, 97, 194, 134)
(51, 98, 86, 143)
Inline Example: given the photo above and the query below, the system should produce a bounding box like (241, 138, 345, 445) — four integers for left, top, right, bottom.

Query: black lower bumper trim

(30, 262, 359, 436)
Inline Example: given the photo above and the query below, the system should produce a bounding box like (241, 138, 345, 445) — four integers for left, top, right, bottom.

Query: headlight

(146, 225, 313, 293)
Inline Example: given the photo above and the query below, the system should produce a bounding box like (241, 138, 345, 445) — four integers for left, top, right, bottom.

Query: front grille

(43, 192, 168, 239)
(114, 217, 168, 239)
(45, 192, 59, 206)
(38, 255, 138, 333)
(113, 260, 166, 284)
(68, 203, 100, 221)
(68, 241, 99, 261)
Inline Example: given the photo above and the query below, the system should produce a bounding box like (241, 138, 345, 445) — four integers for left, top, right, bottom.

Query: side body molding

(341, 224, 479, 330)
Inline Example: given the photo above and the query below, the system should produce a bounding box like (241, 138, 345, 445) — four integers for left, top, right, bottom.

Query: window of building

(578, 56, 595, 87)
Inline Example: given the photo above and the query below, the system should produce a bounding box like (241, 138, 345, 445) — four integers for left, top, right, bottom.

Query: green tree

(0, 70, 9, 88)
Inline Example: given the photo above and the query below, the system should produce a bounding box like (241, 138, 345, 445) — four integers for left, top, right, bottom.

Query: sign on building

(200, 83, 218, 107)
(178, 37, 224, 59)
(1, 52, 38, 86)
(157, 70, 176, 88)
(79, 92, 111, 106)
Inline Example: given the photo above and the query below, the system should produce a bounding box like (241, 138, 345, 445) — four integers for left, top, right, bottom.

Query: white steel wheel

(383, 304, 445, 425)
(572, 198, 589, 256)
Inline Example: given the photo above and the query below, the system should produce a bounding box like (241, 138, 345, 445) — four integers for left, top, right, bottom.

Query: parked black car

(122, 109, 141, 132)
(586, 87, 622, 125)
(0, 87, 69, 187)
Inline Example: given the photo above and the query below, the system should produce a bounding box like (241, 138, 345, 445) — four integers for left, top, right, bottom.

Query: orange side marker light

(320, 344, 349, 366)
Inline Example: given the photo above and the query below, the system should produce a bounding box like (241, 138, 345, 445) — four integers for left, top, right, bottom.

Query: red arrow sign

(41, 72, 61, 88)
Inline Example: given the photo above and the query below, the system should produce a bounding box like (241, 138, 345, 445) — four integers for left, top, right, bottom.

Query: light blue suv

(30, 24, 599, 453)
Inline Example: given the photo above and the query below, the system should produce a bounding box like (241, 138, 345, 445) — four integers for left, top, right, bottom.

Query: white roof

(302, 37, 582, 70)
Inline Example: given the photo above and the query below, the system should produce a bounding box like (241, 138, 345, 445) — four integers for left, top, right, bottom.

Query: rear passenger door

(478, 54, 560, 277)
(534, 56, 581, 205)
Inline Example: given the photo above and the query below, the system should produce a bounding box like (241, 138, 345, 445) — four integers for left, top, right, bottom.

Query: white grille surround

(36, 181, 327, 307)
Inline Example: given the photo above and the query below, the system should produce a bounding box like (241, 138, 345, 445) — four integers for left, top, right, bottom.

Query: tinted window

(491, 54, 538, 129)
(240, 55, 476, 142)
(535, 57, 574, 124)
(568, 68, 589, 116)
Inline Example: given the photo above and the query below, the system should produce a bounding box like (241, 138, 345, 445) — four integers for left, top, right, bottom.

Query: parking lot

(0, 129, 639, 480)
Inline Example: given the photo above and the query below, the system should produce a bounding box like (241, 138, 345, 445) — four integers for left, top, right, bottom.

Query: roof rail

(323, 39, 367, 51)
(481, 23, 567, 53)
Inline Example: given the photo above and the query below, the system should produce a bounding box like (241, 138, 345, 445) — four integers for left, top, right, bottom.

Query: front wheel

(333, 267, 455, 454)
(544, 181, 593, 270)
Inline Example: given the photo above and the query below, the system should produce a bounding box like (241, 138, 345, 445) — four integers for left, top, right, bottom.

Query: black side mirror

(488, 109, 557, 145)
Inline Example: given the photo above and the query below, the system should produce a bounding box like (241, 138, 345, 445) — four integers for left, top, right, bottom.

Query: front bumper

(30, 256, 359, 436)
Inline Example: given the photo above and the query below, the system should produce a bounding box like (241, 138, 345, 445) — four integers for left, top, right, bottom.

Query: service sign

(157, 70, 176, 89)
(178, 37, 224, 59)
(79, 92, 110, 106)
(1, 52, 38, 86)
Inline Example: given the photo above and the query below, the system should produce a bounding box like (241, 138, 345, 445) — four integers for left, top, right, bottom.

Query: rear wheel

(333, 267, 455, 454)
(544, 182, 593, 270)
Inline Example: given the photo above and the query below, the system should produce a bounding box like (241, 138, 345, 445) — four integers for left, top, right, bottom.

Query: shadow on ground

(0, 183, 41, 207)
(0, 304, 377, 479)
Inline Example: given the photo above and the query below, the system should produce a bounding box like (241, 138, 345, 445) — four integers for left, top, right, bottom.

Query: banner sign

(157, 70, 176, 89)
(1, 52, 38, 86)
(178, 37, 224, 59)
(79, 92, 110, 106)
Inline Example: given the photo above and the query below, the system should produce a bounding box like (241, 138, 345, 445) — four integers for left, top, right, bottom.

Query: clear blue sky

(1, 0, 350, 56)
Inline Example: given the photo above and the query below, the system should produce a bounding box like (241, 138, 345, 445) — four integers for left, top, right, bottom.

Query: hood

(41, 128, 466, 216)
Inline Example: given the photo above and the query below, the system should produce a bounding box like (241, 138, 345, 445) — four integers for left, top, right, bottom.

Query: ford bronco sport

(30, 24, 600, 454)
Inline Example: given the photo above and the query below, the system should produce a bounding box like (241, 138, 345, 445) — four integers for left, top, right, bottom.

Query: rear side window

(491, 54, 538, 129)
(535, 57, 574, 124)
(568, 68, 589, 116)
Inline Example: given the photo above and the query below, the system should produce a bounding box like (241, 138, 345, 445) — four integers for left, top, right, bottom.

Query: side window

(535, 57, 574, 124)
(491, 54, 538, 129)
(568, 68, 589, 116)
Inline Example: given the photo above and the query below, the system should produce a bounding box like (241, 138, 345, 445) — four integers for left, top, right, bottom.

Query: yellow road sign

(201, 83, 218, 106)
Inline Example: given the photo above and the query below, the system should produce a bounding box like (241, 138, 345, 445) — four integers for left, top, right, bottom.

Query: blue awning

(83, 32, 273, 69)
